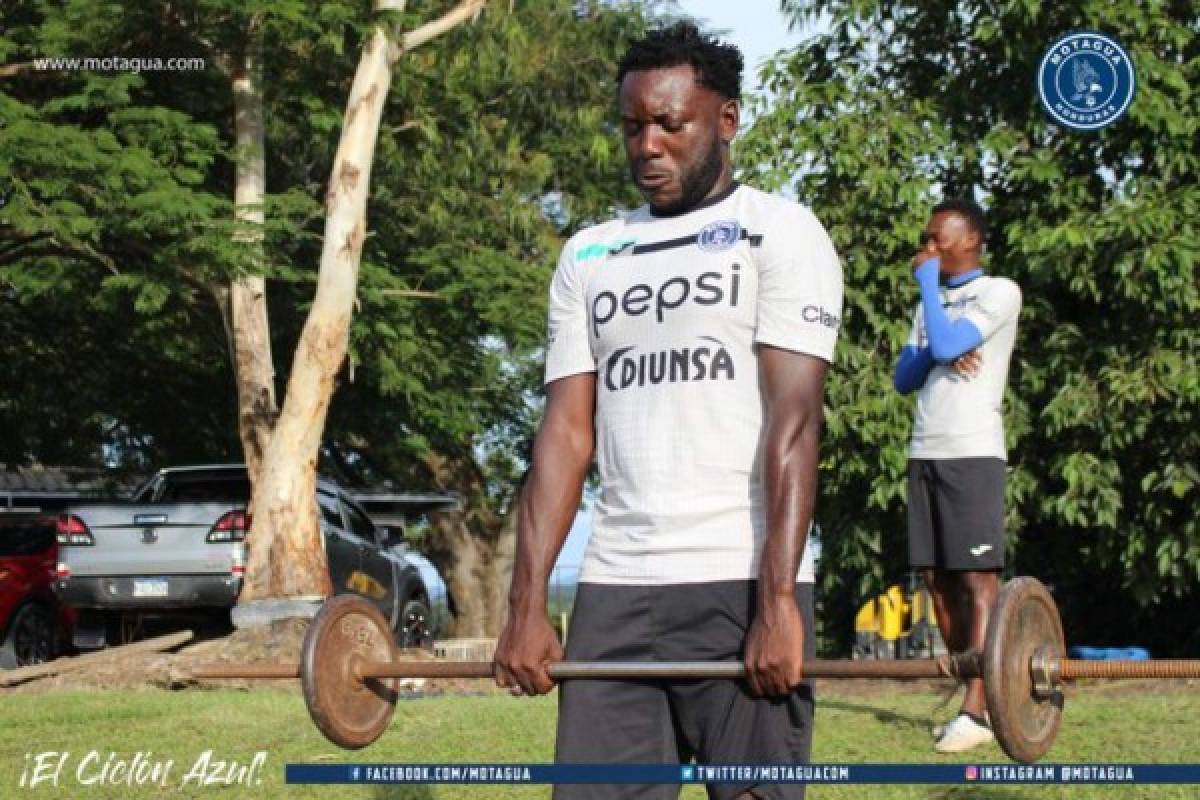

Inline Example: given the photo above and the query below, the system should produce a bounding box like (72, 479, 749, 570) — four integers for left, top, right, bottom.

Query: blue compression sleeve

(915, 258, 984, 363)
(893, 344, 935, 394)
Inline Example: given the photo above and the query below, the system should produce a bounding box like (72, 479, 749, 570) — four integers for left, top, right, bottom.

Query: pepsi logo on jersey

(591, 265, 742, 338)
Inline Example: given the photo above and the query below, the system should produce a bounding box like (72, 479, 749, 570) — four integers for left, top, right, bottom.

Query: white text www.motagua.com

(18, 750, 268, 789)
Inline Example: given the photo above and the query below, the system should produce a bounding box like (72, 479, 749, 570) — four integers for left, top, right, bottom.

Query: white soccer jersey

(544, 184, 843, 585)
(906, 275, 1022, 460)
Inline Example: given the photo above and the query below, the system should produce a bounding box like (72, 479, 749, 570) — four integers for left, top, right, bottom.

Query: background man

(494, 22, 842, 800)
(893, 198, 1022, 753)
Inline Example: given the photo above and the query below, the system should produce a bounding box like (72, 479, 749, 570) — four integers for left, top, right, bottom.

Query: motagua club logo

(1037, 31, 1136, 131)
(696, 219, 742, 252)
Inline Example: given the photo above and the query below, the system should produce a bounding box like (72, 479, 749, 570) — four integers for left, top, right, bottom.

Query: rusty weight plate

(301, 594, 399, 749)
(984, 577, 1066, 763)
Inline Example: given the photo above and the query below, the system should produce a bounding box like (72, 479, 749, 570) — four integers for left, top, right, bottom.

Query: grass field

(1, 682, 1197, 799)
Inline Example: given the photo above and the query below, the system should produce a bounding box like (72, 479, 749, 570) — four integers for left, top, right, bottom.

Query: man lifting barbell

(492, 20, 842, 800)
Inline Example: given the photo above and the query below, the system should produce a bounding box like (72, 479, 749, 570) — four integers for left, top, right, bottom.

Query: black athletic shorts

(907, 457, 1006, 570)
(554, 581, 816, 800)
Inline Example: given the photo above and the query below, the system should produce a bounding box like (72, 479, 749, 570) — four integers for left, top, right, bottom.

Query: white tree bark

(240, 0, 489, 602)
(230, 50, 279, 485)
(196, 20, 279, 488)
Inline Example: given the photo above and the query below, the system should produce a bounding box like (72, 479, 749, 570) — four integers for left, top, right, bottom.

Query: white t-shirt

(906, 274, 1022, 460)
(544, 184, 843, 585)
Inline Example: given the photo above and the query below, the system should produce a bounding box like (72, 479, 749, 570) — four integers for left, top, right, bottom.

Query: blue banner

(284, 763, 1200, 785)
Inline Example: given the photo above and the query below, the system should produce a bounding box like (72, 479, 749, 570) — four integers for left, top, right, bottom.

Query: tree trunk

(425, 501, 516, 638)
(239, 9, 399, 602)
(230, 53, 279, 484)
(419, 453, 516, 637)
(179, 22, 279, 488)
(236, 0, 491, 603)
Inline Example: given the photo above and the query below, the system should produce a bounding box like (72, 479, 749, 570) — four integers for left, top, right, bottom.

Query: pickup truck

(55, 465, 450, 651)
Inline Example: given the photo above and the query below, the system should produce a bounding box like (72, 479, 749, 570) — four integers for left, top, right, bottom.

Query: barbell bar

(192, 577, 1200, 763)
(195, 655, 976, 680)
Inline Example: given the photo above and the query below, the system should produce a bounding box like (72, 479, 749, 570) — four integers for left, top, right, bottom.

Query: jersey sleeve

(961, 278, 1022, 341)
(753, 203, 844, 363)
(544, 242, 597, 384)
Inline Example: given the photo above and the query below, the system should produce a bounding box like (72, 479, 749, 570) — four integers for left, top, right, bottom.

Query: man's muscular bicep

(758, 346, 829, 420)
(538, 372, 597, 452)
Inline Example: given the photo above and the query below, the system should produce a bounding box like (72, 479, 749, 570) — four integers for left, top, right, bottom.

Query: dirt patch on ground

(2, 619, 505, 697)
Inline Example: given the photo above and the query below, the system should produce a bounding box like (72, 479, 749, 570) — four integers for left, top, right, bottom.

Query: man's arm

(743, 346, 828, 697)
(915, 259, 984, 363)
(494, 372, 595, 696)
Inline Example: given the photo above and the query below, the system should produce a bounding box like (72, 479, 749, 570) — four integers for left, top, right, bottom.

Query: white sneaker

(932, 710, 987, 740)
(934, 713, 994, 753)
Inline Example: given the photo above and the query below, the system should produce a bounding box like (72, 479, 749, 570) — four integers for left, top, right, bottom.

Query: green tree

(740, 0, 1198, 653)
(1, 1, 244, 467)
(2, 0, 649, 633)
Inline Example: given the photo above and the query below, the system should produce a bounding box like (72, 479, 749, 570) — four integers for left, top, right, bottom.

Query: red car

(0, 514, 74, 667)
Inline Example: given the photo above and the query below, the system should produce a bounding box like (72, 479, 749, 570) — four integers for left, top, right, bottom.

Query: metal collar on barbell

(1031, 646, 1060, 700)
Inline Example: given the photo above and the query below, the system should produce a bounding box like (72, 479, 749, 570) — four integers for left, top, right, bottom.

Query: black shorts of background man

(493, 21, 844, 800)
(894, 199, 1022, 753)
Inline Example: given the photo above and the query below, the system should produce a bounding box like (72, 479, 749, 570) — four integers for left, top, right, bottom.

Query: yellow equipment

(853, 575, 943, 659)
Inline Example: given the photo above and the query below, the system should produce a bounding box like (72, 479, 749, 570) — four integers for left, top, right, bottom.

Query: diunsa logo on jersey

(696, 220, 742, 252)
(1037, 32, 1136, 131)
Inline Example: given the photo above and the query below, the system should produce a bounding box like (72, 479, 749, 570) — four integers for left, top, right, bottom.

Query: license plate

(133, 579, 169, 598)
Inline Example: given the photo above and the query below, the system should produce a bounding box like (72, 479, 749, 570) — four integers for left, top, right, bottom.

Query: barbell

(192, 576, 1200, 763)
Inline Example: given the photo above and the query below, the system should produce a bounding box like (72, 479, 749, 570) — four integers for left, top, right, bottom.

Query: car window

(0, 519, 55, 556)
(131, 477, 158, 502)
(340, 498, 377, 544)
(157, 476, 251, 502)
(317, 492, 343, 530)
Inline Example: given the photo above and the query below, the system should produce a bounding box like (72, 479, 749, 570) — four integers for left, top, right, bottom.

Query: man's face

(618, 64, 738, 215)
(915, 211, 980, 274)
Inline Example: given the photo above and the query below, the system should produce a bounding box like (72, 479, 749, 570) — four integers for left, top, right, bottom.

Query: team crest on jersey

(696, 220, 742, 252)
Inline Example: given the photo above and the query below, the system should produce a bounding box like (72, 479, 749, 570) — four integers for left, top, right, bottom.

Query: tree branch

(390, 0, 490, 62)
(0, 62, 59, 79)
(0, 240, 119, 274)
(0, 233, 53, 261)
(387, 119, 421, 134)
(162, 1, 234, 77)
(377, 289, 446, 299)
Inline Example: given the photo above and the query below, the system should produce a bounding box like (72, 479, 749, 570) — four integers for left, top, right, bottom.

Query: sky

(552, 1, 808, 573)
(676, 0, 809, 87)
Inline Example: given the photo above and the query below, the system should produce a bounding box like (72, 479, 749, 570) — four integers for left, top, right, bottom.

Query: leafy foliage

(1, 1, 244, 466)
(1, 1, 648, 504)
(741, 0, 1198, 653)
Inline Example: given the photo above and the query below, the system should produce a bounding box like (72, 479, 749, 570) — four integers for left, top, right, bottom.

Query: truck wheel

(396, 597, 433, 650)
(0, 603, 55, 668)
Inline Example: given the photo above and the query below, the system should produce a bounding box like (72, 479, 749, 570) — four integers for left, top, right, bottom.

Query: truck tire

(395, 596, 433, 650)
(0, 603, 55, 668)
